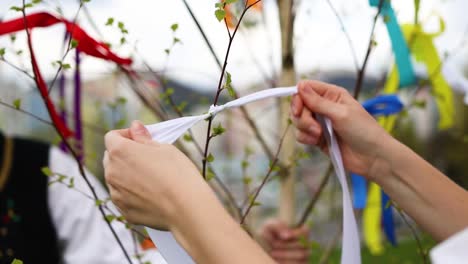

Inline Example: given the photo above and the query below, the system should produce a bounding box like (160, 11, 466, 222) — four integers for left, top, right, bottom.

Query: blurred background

(0, 0, 467, 263)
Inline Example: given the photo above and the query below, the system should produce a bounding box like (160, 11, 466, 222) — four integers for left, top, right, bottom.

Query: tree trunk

(278, 0, 296, 226)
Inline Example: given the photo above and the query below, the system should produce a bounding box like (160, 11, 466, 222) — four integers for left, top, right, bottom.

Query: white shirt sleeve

(47, 147, 167, 264)
(430, 227, 468, 264)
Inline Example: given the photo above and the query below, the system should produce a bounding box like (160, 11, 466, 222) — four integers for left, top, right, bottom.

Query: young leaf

(70, 39, 78, 49)
(0, 48, 5, 57)
(41, 166, 53, 177)
(206, 153, 215, 163)
(105, 215, 116, 223)
(105, 17, 114, 26)
(183, 133, 193, 142)
(215, 9, 226, 22)
(11, 259, 24, 264)
(212, 123, 226, 136)
(13, 98, 21, 109)
(170, 23, 179, 32)
(242, 176, 252, 185)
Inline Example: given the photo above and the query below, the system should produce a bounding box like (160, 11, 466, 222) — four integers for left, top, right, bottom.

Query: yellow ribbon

(363, 182, 384, 255)
(383, 19, 454, 130)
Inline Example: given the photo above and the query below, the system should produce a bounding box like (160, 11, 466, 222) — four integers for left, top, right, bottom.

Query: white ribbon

(144, 86, 361, 264)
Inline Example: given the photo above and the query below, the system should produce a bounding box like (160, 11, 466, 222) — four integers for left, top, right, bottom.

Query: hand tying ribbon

(0, 12, 132, 137)
(144, 86, 361, 264)
(369, 0, 416, 87)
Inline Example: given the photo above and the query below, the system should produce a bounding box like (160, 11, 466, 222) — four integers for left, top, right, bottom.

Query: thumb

(298, 81, 343, 120)
(129, 120, 152, 144)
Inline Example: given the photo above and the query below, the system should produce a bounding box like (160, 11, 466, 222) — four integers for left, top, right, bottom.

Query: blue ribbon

(351, 173, 367, 209)
(362, 94, 404, 116)
(382, 191, 397, 245)
(369, 0, 416, 87)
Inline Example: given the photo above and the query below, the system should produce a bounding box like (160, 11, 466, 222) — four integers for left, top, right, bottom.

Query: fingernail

(131, 120, 146, 134)
(302, 85, 312, 94)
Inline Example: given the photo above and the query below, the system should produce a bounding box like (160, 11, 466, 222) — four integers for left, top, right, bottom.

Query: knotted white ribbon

(144, 86, 361, 264)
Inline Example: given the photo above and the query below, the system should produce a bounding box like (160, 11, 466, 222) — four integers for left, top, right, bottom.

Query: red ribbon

(0, 12, 133, 137)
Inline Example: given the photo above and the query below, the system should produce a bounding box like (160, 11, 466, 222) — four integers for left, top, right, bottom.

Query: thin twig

(353, 0, 385, 98)
(296, 164, 333, 227)
(202, 0, 262, 179)
(0, 58, 35, 80)
(325, 0, 360, 73)
(47, 2, 84, 94)
(240, 123, 290, 224)
(20, 3, 132, 262)
(181, 0, 275, 161)
(395, 209, 429, 264)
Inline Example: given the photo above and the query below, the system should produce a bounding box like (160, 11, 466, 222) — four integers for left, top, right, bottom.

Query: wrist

(367, 133, 403, 183)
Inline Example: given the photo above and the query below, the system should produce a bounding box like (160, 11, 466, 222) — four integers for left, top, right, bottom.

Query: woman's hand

(103, 121, 209, 230)
(290, 80, 393, 179)
(258, 219, 310, 264)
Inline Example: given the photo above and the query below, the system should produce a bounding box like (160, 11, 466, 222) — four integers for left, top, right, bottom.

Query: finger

(290, 94, 303, 117)
(271, 240, 307, 250)
(129, 120, 153, 144)
(104, 129, 131, 152)
(261, 219, 291, 240)
(296, 130, 319, 146)
(290, 226, 310, 239)
(270, 249, 310, 262)
(102, 150, 109, 168)
(296, 108, 322, 137)
(297, 81, 345, 119)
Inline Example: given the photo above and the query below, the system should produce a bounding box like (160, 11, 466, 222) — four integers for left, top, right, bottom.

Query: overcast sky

(1, 0, 467, 92)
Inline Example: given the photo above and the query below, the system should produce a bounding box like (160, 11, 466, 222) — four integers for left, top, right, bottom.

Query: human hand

(258, 219, 310, 264)
(103, 121, 210, 230)
(290, 80, 393, 179)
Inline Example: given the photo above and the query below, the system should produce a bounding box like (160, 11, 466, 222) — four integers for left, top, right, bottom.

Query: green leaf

(215, 9, 226, 22)
(105, 17, 114, 26)
(170, 23, 179, 32)
(68, 178, 74, 188)
(206, 170, 215, 181)
(177, 101, 188, 112)
(241, 160, 249, 169)
(183, 133, 193, 142)
(41, 166, 53, 177)
(70, 39, 78, 48)
(10, 6, 23, 12)
(225, 0, 238, 4)
(24, 3, 33, 8)
(11, 259, 24, 264)
(118, 21, 125, 29)
(242, 176, 252, 185)
(13, 98, 21, 109)
(32, 0, 42, 4)
(116, 96, 127, 105)
(224, 72, 235, 98)
(212, 123, 226, 136)
(206, 153, 215, 163)
(95, 200, 104, 206)
(0, 48, 5, 57)
(105, 215, 116, 223)
(62, 63, 71, 70)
